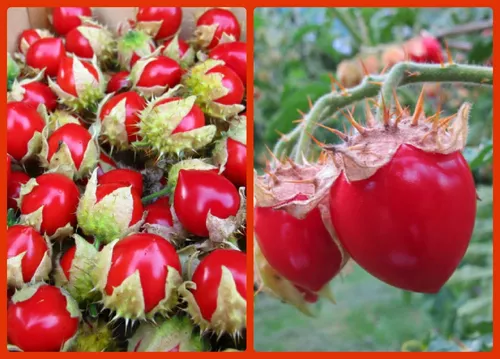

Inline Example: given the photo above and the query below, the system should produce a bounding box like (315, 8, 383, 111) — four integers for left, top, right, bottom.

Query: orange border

(1, 1, 498, 356)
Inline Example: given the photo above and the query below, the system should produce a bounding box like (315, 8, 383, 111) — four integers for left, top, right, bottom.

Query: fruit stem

(141, 186, 170, 204)
(276, 62, 493, 161)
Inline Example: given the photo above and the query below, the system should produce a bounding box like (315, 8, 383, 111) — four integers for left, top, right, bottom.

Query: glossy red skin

(191, 249, 246, 321)
(99, 91, 146, 143)
(206, 65, 244, 105)
(52, 7, 92, 35)
(106, 71, 131, 93)
(223, 138, 246, 187)
(329, 144, 477, 293)
(7, 225, 49, 283)
(163, 37, 190, 57)
(98, 169, 144, 196)
(196, 8, 241, 49)
(95, 183, 143, 226)
(7, 102, 45, 161)
(60, 245, 76, 280)
(105, 233, 181, 313)
(174, 170, 240, 237)
(209, 42, 247, 84)
(26, 38, 66, 78)
(7, 285, 79, 352)
(96, 152, 117, 177)
(408, 36, 443, 64)
(129, 43, 156, 69)
(155, 97, 205, 134)
(18, 29, 43, 54)
(144, 198, 173, 227)
(255, 203, 343, 293)
(8, 171, 30, 210)
(7, 155, 11, 183)
(135, 56, 182, 90)
(47, 123, 92, 169)
(295, 285, 319, 303)
(57, 57, 99, 97)
(136, 7, 182, 40)
(20, 173, 80, 236)
(19, 81, 58, 112)
(65, 27, 94, 59)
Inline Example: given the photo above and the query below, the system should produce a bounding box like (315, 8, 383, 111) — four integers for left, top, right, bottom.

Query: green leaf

(468, 36, 493, 64)
(401, 290, 413, 305)
(457, 296, 492, 317)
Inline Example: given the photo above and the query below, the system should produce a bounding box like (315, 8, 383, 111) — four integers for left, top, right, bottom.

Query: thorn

(380, 96, 390, 126)
(307, 96, 313, 109)
(359, 59, 370, 77)
(297, 109, 306, 117)
(380, 63, 390, 75)
(274, 129, 288, 141)
(264, 145, 280, 163)
(340, 108, 366, 135)
(328, 73, 349, 95)
(438, 114, 454, 129)
(313, 121, 348, 141)
(394, 113, 404, 127)
(411, 86, 426, 126)
(403, 46, 410, 62)
(392, 88, 404, 118)
(405, 70, 421, 78)
(304, 130, 326, 148)
(444, 40, 454, 66)
(368, 98, 379, 107)
(263, 169, 279, 183)
(342, 122, 348, 135)
(292, 118, 305, 124)
(283, 178, 316, 185)
(364, 99, 376, 128)
(368, 81, 384, 86)
(327, 73, 337, 92)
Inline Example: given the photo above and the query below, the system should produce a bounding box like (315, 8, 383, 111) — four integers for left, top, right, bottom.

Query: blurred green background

(253, 7, 493, 352)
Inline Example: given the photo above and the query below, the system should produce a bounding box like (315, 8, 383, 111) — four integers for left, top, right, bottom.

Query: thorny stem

(275, 62, 492, 162)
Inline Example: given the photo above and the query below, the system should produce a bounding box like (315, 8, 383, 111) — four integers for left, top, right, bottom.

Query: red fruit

(206, 65, 244, 105)
(328, 101, 476, 293)
(209, 41, 247, 84)
(156, 97, 206, 134)
(65, 26, 94, 59)
(405, 35, 443, 64)
(7, 225, 51, 285)
(7, 155, 11, 183)
(96, 152, 117, 177)
(174, 170, 240, 237)
(131, 56, 182, 97)
(18, 29, 52, 55)
(8, 171, 30, 210)
(20, 173, 80, 237)
(100, 233, 182, 316)
(65, 23, 115, 64)
(52, 7, 92, 35)
(7, 284, 80, 352)
(106, 71, 131, 93)
(26, 38, 66, 77)
(60, 245, 76, 279)
(129, 43, 156, 68)
(55, 56, 99, 97)
(47, 123, 93, 169)
(144, 198, 173, 227)
(99, 91, 146, 148)
(15, 81, 58, 112)
(255, 202, 343, 294)
(223, 138, 246, 187)
(98, 169, 144, 196)
(196, 8, 241, 49)
(7, 102, 45, 162)
(136, 7, 182, 41)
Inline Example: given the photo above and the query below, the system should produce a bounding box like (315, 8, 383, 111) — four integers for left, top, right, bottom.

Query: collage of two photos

(5, 5, 494, 354)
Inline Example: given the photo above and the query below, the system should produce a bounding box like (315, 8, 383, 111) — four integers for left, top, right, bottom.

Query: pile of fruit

(7, 7, 247, 352)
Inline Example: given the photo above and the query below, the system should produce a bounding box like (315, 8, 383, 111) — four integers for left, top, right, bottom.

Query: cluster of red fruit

(255, 93, 477, 313)
(7, 7, 247, 352)
(337, 34, 443, 88)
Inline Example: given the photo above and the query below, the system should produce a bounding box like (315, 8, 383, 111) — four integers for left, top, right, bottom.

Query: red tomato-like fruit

(406, 36, 443, 64)
(17, 81, 58, 112)
(7, 102, 45, 161)
(144, 197, 173, 227)
(47, 123, 92, 169)
(223, 138, 246, 187)
(136, 7, 182, 40)
(7, 284, 80, 352)
(99, 91, 146, 144)
(96, 183, 144, 227)
(209, 41, 247, 84)
(191, 249, 246, 321)
(255, 202, 343, 293)
(155, 97, 205, 134)
(56, 56, 99, 97)
(206, 65, 244, 105)
(174, 170, 240, 237)
(329, 144, 477, 293)
(26, 38, 66, 78)
(65, 26, 94, 59)
(7, 225, 49, 283)
(59, 245, 76, 279)
(98, 168, 144, 196)
(18, 29, 52, 55)
(20, 173, 80, 237)
(135, 56, 182, 90)
(106, 71, 131, 93)
(52, 7, 92, 35)
(105, 233, 181, 313)
(196, 8, 241, 49)
(7, 155, 11, 183)
(8, 171, 31, 210)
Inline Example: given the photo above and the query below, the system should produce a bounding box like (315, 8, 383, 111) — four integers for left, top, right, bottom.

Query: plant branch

(273, 62, 493, 160)
(434, 19, 493, 39)
(330, 8, 364, 45)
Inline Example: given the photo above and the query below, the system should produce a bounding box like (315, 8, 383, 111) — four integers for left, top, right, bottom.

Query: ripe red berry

(209, 41, 247, 84)
(98, 168, 144, 196)
(7, 102, 45, 162)
(14, 81, 58, 112)
(106, 71, 131, 93)
(26, 38, 66, 77)
(8, 171, 30, 210)
(18, 28, 52, 55)
(52, 7, 92, 35)
(136, 7, 182, 41)
(206, 65, 244, 106)
(195, 8, 241, 49)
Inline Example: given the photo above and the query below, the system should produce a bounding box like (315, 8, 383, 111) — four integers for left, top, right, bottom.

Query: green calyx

(167, 158, 217, 191)
(118, 30, 151, 51)
(70, 320, 118, 352)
